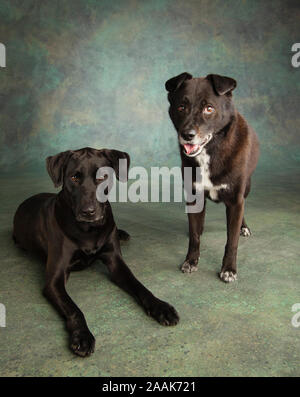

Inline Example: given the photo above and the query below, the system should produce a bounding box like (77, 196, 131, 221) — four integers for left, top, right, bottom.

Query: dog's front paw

(181, 260, 198, 273)
(240, 227, 251, 237)
(219, 270, 237, 283)
(70, 328, 95, 357)
(147, 300, 179, 326)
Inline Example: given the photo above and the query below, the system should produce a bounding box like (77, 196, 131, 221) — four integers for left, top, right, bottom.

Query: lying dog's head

(46, 147, 129, 223)
(165, 73, 237, 157)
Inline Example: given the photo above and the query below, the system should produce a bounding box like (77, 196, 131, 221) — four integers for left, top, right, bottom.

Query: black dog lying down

(13, 147, 179, 357)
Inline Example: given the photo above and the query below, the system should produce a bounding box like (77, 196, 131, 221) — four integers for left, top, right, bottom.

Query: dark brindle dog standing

(165, 73, 259, 282)
(13, 148, 179, 357)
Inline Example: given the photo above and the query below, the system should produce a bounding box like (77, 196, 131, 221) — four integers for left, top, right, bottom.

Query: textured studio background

(0, 0, 299, 175)
(1, 1, 300, 377)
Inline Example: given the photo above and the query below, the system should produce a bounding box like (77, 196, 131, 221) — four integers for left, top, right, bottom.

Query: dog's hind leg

(117, 229, 130, 241)
(240, 217, 251, 237)
(240, 179, 251, 237)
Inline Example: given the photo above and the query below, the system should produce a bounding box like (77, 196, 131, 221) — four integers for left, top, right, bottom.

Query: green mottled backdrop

(0, 0, 299, 173)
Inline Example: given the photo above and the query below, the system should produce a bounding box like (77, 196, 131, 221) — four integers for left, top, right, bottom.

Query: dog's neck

(208, 113, 238, 152)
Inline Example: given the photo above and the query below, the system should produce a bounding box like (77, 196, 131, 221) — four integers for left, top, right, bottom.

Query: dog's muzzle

(180, 133, 212, 157)
(76, 206, 105, 223)
(76, 214, 105, 223)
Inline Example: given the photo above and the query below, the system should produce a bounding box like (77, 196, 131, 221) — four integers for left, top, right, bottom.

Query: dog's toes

(147, 300, 180, 326)
(117, 229, 130, 241)
(219, 270, 237, 283)
(240, 227, 251, 237)
(181, 261, 198, 273)
(70, 328, 95, 357)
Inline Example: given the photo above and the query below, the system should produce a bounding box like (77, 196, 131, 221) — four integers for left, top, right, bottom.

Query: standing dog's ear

(101, 149, 130, 182)
(206, 74, 237, 96)
(165, 72, 193, 93)
(46, 150, 73, 187)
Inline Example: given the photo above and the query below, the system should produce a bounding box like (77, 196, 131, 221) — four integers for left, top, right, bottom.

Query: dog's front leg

(219, 197, 244, 283)
(43, 247, 95, 357)
(100, 240, 179, 326)
(182, 200, 206, 273)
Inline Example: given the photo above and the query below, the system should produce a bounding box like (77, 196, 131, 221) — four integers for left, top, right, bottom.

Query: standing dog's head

(46, 147, 129, 223)
(165, 73, 237, 157)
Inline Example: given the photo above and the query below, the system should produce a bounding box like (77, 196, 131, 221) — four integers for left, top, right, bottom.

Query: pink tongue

(184, 144, 198, 155)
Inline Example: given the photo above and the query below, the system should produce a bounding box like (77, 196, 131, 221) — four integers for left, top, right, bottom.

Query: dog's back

(13, 193, 56, 255)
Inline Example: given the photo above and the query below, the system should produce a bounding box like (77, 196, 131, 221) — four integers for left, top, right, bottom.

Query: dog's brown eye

(71, 174, 80, 182)
(203, 105, 215, 114)
(178, 105, 185, 112)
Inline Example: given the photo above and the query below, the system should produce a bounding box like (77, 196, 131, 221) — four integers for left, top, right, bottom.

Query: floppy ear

(165, 72, 193, 93)
(46, 150, 73, 187)
(206, 74, 237, 96)
(101, 149, 130, 182)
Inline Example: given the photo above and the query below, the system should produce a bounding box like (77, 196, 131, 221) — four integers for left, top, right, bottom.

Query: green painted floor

(0, 171, 299, 376)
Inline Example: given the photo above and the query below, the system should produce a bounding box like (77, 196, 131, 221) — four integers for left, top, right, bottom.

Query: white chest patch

(194, 149, 228, 200)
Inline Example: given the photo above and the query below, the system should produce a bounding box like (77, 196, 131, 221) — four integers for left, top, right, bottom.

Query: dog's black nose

(81, 206, 96, 217)
(182, 130, 196, 141)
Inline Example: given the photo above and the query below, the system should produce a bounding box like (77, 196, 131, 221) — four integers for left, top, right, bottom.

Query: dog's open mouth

(182, 134, 212, 157)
